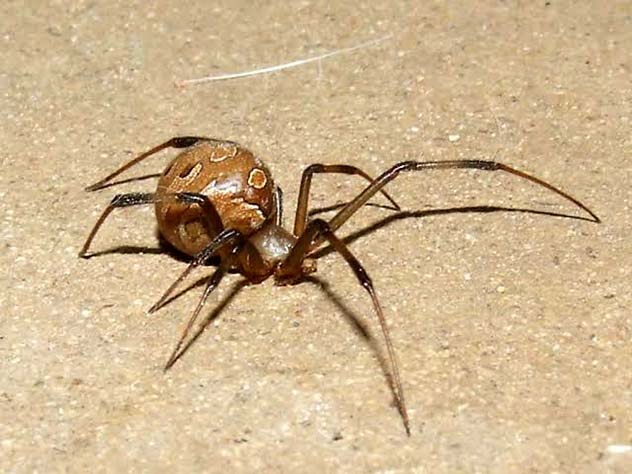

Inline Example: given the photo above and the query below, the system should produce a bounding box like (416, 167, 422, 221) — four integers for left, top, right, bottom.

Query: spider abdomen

(155, 139, 276, 256)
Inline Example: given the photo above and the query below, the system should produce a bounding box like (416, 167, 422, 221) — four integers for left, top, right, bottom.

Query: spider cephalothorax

(80, 136, 599, 435)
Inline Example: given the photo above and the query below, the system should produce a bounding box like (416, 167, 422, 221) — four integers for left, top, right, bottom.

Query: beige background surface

(1, 1, 630, 473)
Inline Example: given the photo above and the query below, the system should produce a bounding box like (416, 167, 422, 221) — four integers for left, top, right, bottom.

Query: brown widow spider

(79, 136, 600, 435)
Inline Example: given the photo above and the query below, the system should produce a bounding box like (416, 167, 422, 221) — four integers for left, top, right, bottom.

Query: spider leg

(278, 218, 410, 435)
(85, 136, 235, 191)
(147, 199, 242, 314)
(79, 191, 224, 259)
(79, 192, 155, 258)
(324, 159, 600, 242)
(293, 164, 401, 236)
(147, 227, 241, 314)
(163, 244, 242, 371)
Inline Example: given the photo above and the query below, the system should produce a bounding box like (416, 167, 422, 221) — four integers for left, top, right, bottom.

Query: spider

(79, 136, 600, 435)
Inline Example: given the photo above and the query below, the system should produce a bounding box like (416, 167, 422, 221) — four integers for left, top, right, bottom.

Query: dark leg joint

(173, 192, 207, 205)
(170, 137, 208, 148)
(111, 192, 154, 207)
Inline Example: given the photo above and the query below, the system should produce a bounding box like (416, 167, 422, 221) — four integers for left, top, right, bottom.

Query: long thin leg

(85, 136, 231, 191)
(279, 219, 410, 435)
(79, 191, 224, 258)
(323, 160, 600, 243)
(147, 228, 242, 314)
(163, 245, 239, 370)
(163, 278, 249, 372)
(79, 192, 155, 258)
(293, 164, 401, 236)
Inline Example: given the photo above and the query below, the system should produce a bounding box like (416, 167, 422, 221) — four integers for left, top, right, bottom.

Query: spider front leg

(162, 243, 243, 371)
(147, 227, 242, 313)
(278, 218, 410, 435)
(79, 191, 224, 259)
(293, 164, 401, 236)
(79, 192, 155, 258)
(85, 136, 230, 191)
(147, 191, 242, 313)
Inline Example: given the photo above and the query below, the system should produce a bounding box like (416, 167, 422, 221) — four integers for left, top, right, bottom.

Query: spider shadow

(304, 275, 373, 341)
(80, 234, 208, 263)
(303, 275, 401, 403)
(301, 203, 595, 412)
(86, 203, 593, 392)
(159, 273, 378, 362)
(82, 245, 167, 259)
(87, 173, 162, 191)
(163, 272, 395, 401)
(81, 202, 397, 259)
(308, 204, 595, 260)
(163, 277, 249, 370)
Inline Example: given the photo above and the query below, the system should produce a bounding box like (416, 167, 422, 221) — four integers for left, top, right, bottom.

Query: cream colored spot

(209, 144, 238, 162)
(236, 199, 265, 218)
(247, 168, 267, 189)
(177, 162, 203, 181)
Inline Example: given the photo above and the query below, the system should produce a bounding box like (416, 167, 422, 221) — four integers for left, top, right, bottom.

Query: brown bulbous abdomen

(154, 140, 275, 256)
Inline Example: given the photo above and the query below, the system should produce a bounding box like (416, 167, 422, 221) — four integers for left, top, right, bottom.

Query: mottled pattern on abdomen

(154, 140, 275, 256)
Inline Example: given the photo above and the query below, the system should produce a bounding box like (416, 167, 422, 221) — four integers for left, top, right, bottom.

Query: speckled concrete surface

(1, 1, 630, 473)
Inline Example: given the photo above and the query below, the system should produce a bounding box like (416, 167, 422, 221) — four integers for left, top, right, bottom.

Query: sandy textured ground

(1, 1, 630, 473)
